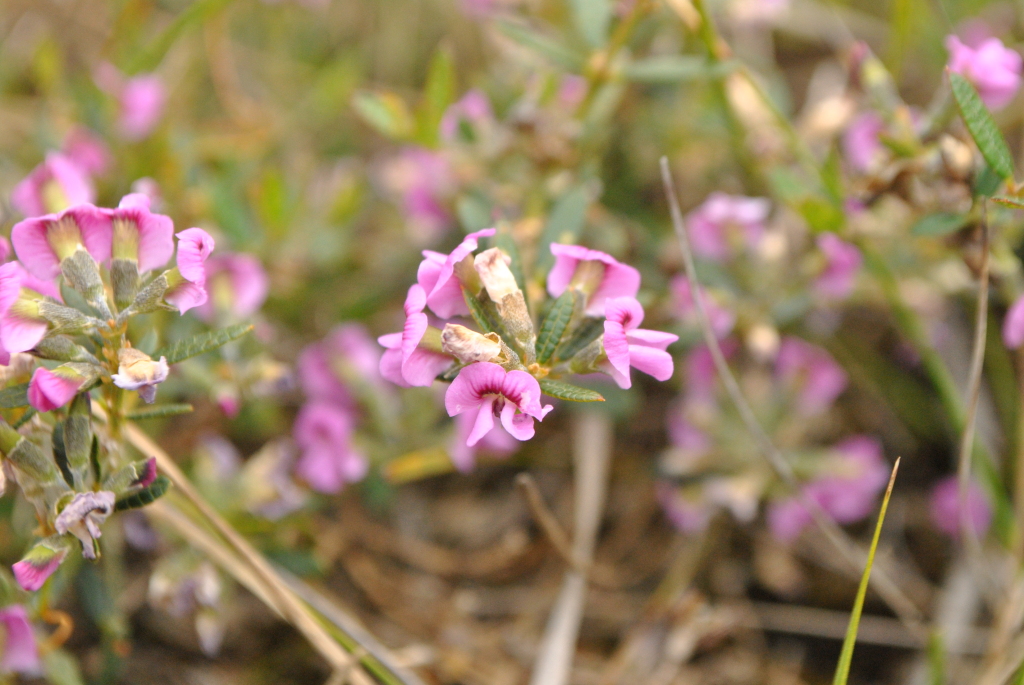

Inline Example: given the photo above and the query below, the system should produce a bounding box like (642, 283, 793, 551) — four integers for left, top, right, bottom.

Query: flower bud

(13, 535, 73, 591)
(111, 347, 169, 404)
(441, 324, 503, 364)
(474, 248, 536, 363)
(31, 336, 100, 365)
(54, 490, 115, 560)
(474, 248, 519, 302)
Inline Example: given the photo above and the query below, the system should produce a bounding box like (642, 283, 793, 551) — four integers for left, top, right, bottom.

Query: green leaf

(0, 383, 29, 409)
(416, 47, 456, 146)
(463, 291, 509, 341)
(125, 0, 234, 74)
(539, 379, 605, 402)
(832, 459, 900, 685)
(496, 20, 585, 71)
(553, 316, 605, 362)
(12, 409, 35, 429)
(351, 90, 415, 141)
(154, 323, 254, 365)
(570, 0, 611, 48)
(950, 72, 1015, 182)
(536, 291, 579, 364)
(537, 185, 590, 273)
(126, 403, 194, 420)
(114, 475, 171, 511)
(622, 56, 735, 83)
(910, 212, 970, 237)
(993, 195, 1024, 209)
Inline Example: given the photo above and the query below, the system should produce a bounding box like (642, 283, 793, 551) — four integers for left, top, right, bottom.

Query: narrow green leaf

(536, 291, 579, 364)
(114, 475, 171, 512)
(623, 56, 735, 83)
(351, 91, 415, 141)
(539, 379, 605, 402)
(462, 291, 509, 341)
(12, 409, 35, 430)
(974, 164, 1004, 198)
(537, 186, 590, 273)
(570, 0, 611, 48)
(125, 0, 234, 74)
(0, 383, 29, 409)
(553, 316, 604, 362)
(416, 47, 456, 146)
(126, 404, 194, 420)
(832, 458, 901, 685)
(993, 195, 1024, 209)
(950, 72, 1015, 182)
(910, 212, 970, 237)
(154, 323, 254, 365)
(496, 20, 585, 71)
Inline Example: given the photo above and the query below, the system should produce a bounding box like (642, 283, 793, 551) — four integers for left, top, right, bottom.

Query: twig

(529, 411, 613, 685)
(659, 157, 925, 632)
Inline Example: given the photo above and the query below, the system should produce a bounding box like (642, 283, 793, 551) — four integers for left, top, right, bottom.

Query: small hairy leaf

(536, 291, 579, 364)
(126, 403, 194, 420)
(910, 212, 970, 237)
(553, 317, 604, 362)
(539, 379, 605, 402)
(950, 72, 1015, 182)
(0, 383, 29, 408)
(154, 323, 253, 365)
(114, 475, 171, 511)
(993, 195, 1024, 209)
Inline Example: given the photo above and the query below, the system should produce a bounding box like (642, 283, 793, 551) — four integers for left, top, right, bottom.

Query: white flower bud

(473, 248, 519, 302)
(111, 347, 169, 404)
(441, 324, 503, 364)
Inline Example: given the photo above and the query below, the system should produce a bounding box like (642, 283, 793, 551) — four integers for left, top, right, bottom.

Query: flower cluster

(378, 229, 678, 452)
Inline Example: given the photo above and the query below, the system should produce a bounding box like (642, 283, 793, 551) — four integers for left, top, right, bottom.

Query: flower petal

(499, 401, 536, 441)
(445, 362, 506, 416)
(466, 397, 496, 446)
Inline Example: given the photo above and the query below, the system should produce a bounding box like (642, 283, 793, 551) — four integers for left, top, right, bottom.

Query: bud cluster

(378, 228, 678, 449)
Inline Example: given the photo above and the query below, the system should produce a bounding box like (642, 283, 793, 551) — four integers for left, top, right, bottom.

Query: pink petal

(500, 369, 549, 419)
(28, 367, 83, 412)
(115, 193, 174, 272)
(63, 127, 111, 177)
(445, 361, 506, 416)
(627, 345, 675, 382)
(401, 347, 452, 387)
(930, 476, 992, 538)
(0, 606, 40, 675)
(378, 347, 407, 387)
(603, 320, 632, 388)
(588, 261, 641, 316)
(626, 328, 679, 349)
(767, 498, 812, 543)
(175, 228, 215, 285)
(11, 215, 63, 280)
(66, 204, 113, 265)
(1004, 295, 1024, 348)
(499, 401, 536, 441)
(1, 311, 48, 354)
(422, 228, 495, 316)
(165, 280, 208, 314)
(296, 444, 345, 493)
(12, 553, 65, 592)
(466, 397, 497, 446)
(119, 75, 166, 141)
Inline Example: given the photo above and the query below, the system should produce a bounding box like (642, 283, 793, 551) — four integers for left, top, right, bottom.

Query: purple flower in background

(449, 410, 518, 472)
(95, 63, 167, 140)
(671, 276, 735, 338)
(417, 228, 496, 318)
(196, 253, 270, 322)
(930, 476, 992, 538)
(547, 243, 641, 316)
(62, 127, 111, 177)
(378, 284, 452, 387)
(293, 402, 367, 493)
(445, 362, 553, 446)
(1004, 295, 1024, 348)
(0, 606, 40, 675)
(842, 112, 885, 173)
(657, 482, 712, 533)
(602, 297, 678, 389)
(946, 35, 1023, 110)
(684, 340, 737, 407)
(814, 233, 862, 300)
(440, 89, 494, 141)
(300, 324, 383, 407)
(558, 74, 588, 109)
(380, 147, 455, 244)
(686, 192, 770, 261)
(11, 153, 95, 217)
(775, 337, 848, 414)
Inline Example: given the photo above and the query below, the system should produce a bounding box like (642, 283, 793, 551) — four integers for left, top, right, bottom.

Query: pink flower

(11, 153, 95, 218)
(775, 337, 847, 414)
(62, 127, 111, 177)
(380, 148, 454, 243)
(96, 64, 167, 141)
(108, 193, 175, 272)
(196, 253, 269, 321)
(1004, 295, 1024, 348)
(930, 476, 992, 538)
(417, 228, 496, 318)
(28, 367, 86, 412)
(684, 340, 737, 407)
(815, 233, 862, 300)
(686, 193, 770, 261)
(444, 362, 553, 446)
(558, 75, 588, 110)
(165, 228, 215, 314)
(657, 482, 713, 533)
(11, 204, 111, 280)
(842, 112, 885, 173)
(12, 547, 67, 592)
(602, 297, 678, 389)
(293, 403, 368, 493)
(0, 606, 40, 675)
(547, 244, 642, 316)
(441, 89, 494, 141)
(0, 262, 61, 357)
(946, 35, 1023, 110)
(378, 284, 452, 387)
(449, 410, 518, 472)
(767, 498, 811, 543)
(670, 276, 734, 338)
(300, 324, 383, 407)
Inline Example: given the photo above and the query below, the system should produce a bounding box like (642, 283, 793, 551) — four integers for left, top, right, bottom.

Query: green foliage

(832, 459, 900, 685)
(950, 72, 1015, 183)
(154, 323, 254, 365)
(125, 404, 195, 420)
(352, 90, 416, 141)
(911, 212, 970, 237)
(538, 378, 605, 402)
(417, 47, 457, 146)
(496, 20, 585, 70)
(623, 56, 735, 83)
(114, 475, 172, 511)
(0, 383, 29, 409)
(124, 0, 235, 74)
(536, 290, 579, 364)
(570, 0, 611, 48)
